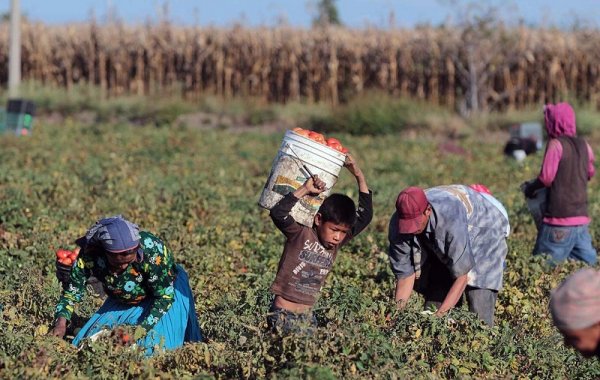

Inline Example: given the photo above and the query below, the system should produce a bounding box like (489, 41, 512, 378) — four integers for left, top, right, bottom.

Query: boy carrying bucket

(267, 154, 372, 334)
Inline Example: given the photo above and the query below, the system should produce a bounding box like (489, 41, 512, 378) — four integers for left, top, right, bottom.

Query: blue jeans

(533, 223, 597, 265)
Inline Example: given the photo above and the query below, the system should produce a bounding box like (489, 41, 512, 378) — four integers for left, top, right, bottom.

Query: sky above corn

(2, 0, 600, 29)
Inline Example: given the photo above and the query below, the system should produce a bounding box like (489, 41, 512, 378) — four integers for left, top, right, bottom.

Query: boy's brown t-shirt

(269, 191, 373, 306)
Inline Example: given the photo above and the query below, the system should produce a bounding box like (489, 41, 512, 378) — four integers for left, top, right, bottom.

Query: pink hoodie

(539, 102, 594, 225)
(544, 103, 577, 138)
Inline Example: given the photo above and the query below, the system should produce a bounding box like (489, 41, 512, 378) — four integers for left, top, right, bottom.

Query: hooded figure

(524, 103, 596, 265)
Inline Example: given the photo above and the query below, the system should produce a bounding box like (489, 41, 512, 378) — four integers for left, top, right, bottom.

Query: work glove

(522, 178, 544, 198)
(55, 261, 73, 290)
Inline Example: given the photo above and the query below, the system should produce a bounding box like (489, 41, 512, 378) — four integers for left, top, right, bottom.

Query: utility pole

(8, 0, 21, 99)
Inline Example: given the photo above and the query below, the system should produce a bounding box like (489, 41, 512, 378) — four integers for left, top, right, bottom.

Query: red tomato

(294, 128, 311, 137)
(121, 334, 131, 344)
(327, 142, 343, 152)
(68, 251, 78, 260)
(56, 250, 69, 260)
(308, 131, 326, 144)
(61, 257, 73, 266)
(326, 137, 341, 146)
(341, 146, 349, 154)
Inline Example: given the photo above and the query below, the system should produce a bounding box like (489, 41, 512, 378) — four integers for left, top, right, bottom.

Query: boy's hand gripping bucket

(259, 130, 346, 227)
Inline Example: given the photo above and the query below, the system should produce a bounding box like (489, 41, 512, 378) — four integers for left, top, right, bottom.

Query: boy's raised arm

(345, 154, 373, 236)
(345, 154, 369, 194)
(270, 176, 327, 235)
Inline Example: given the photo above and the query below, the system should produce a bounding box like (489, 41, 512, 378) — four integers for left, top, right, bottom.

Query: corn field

(2, 21, 600, 111)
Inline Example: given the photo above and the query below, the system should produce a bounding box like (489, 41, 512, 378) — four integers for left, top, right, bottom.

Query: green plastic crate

(0, 108, 5, 134)
(3, 99, 36, 136)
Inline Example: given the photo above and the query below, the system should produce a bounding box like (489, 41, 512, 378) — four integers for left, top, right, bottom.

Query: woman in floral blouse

(51, 215, 202, 355)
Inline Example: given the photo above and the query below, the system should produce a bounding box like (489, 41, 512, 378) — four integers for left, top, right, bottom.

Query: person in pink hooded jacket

(524, 102, 597, 265)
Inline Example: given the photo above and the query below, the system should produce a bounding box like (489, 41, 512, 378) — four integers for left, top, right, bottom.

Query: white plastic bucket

(258, 130, 346, 227)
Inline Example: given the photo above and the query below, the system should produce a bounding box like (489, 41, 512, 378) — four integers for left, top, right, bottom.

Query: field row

(0, 119, 599, 378)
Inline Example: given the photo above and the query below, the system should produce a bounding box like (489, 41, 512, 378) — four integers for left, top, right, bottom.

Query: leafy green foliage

(0, 113, 599, 378)
(312, 0, 342, 27)
(305, 92, 467, 136)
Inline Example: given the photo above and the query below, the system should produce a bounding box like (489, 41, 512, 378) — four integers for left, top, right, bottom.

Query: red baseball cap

(396, 187, 428, 234)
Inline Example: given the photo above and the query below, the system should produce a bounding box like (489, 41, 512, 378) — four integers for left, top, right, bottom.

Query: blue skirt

(72, 265, 203, 355)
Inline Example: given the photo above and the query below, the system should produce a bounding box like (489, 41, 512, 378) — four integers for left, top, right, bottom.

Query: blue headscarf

(76, 215, 142, 256)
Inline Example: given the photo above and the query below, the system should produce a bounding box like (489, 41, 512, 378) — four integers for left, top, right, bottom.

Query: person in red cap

(388, 185, 510, 326)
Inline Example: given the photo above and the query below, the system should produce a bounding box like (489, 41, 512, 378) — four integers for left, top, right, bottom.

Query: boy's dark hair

(318, 193, 356, 226)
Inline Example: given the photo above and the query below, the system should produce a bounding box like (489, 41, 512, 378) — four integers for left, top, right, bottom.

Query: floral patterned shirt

(54, 231, 177, 333)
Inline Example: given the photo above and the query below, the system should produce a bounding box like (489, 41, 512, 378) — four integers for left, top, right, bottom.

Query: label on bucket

(271, 174, 304, 196)
(271, 174, 326, 212)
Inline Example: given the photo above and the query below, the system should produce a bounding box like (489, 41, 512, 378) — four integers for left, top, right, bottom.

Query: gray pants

(419, 255, 498, 326)
(465, 287, 497, 326)
(423, 287, 497, 326)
